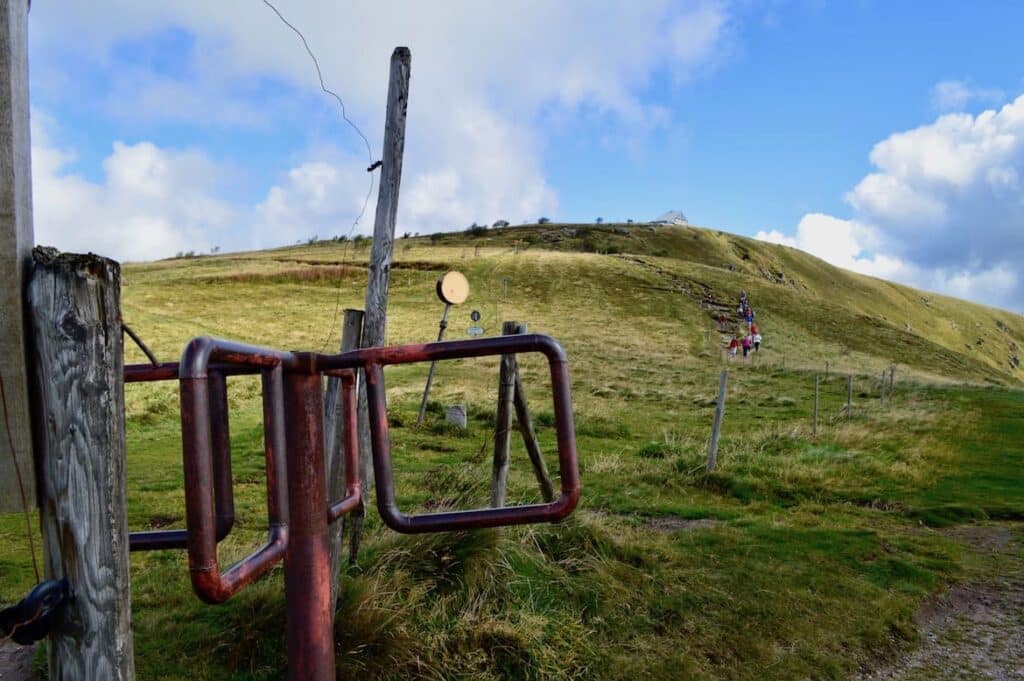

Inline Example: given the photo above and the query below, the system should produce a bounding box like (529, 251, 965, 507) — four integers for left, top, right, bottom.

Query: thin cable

(261, 0, 379, 351)
(0, 372, 40, 583)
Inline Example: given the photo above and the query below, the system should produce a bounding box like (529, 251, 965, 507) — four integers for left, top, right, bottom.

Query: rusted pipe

(281, 365, 335, 680)
(127, 368, 235, 552)
(179, 339, 293, 603)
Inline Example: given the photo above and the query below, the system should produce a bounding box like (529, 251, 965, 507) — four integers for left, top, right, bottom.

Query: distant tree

(493, 219, 510, 228)
(402, 232, 411, 239)
(627, 219, 633, 224)
(307, 236, 319, 245)
(429, 232, 443, 244)
(210, 246, 221, 254)
(538, 217, 550, 224)
(466, 222, 488, 236)
(596, 217, 603, 224)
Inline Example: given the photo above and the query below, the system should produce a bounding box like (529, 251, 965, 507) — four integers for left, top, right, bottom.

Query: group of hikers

(721, 290, 762, 360)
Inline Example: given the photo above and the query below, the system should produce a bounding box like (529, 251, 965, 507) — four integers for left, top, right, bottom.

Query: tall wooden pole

(813, 374, 819, 437)
(491, 321, 518, 507)
(324, 308, 363, 603)
(0, 0, 35, 512)
(27, 248, 134, 680)
(351, 47, 410, 564)
(707, 369, 728, 472)
(846, 374, 853, 418)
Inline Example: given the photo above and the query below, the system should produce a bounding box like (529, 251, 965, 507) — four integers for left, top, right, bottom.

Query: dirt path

(0, 639, 36, 681)
(859, 524, 1024, 680)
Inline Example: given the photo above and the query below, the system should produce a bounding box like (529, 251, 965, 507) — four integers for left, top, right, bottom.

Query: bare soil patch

(858, 524, 1023, 680)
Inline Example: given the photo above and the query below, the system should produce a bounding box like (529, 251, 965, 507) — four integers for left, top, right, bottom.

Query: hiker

(750, 321, 759, 336)
(728, 336, 739, 359)
(745, 307, 755, 324)
(742, 334, 752, 358)
(718, 313, 728, 331)
(753, 331, 762, 352)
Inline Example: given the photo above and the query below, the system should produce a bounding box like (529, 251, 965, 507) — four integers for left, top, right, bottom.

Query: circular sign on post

(436, 271, 470, 305)
(470, 310, 481, 322)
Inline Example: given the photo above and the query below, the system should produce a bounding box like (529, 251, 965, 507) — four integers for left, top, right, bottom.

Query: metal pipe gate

(126, 333, 580, 679)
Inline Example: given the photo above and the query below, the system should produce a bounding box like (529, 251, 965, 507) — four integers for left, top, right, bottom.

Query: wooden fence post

(880, 370, 886, 407)
(509, 323, 555, 502)
(324, 309, 363, 602)
(846, 374, 853, 418)
(351, 47, 410, 564)
(707, 369, 728, 472)
(0, 0, 36, 512)
(27, 248, 135, 680)
(491, 322, 517, 507)
(889, 366, 896, 401)
(813, 374, 819, 437)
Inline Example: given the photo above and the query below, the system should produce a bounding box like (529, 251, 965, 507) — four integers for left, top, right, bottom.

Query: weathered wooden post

(27, 248, 135, 680)
(888, 366, 896, 401)
(351, 47, 410, 563)
(707, 369, 728, 472)
(509, 323, 555, 502)
(846, 374, 853, 418)
(491, 321, 518, 507)
(880, 370, 886, 407)
(813, 374, 819, 437)
(324, 308, 363, 599)
(0, 0, 35, 512)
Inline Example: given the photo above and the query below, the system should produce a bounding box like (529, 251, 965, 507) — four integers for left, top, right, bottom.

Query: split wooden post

(888, 366, 896, 401)
(27, 248, 135, 680)
(846, 374, 853, 418)
(491, 321, 518, 507)
(707, 369, 728, 472)
(324, 308, 363, 601)
(509, 323, 555, 502)
(880, 370, 886, 407)
(351, 47, 410, 564)
(0, 0, 36, 512)
(813, 374, 819, 437)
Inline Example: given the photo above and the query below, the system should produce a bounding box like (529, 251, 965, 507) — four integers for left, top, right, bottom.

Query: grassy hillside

(1, 223, 1022, 679)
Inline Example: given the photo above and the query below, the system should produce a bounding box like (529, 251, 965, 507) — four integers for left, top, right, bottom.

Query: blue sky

(26, 1, 1024, 311)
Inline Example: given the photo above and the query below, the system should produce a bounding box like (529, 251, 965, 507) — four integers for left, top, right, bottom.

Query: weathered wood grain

(352, 47, 410, 564)
(27, 247, 134, 680)
(324, 308, 363, 602)
(491, 322, 518, 507)
(0, 0, 35, 512)
(706, 368, 728, 472)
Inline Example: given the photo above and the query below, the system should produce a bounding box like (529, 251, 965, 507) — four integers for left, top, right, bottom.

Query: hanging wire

(261, 0, 380, 351)
(0, 372, 41, 583)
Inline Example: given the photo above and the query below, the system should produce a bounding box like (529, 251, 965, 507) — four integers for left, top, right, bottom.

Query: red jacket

(729, 338, 739, 349)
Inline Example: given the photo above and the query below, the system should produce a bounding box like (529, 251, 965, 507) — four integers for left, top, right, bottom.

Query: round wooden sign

(436, 271, 469, 305)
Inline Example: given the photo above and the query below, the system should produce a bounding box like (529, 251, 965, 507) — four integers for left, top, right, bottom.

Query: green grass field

(2, 224, 1022, 679)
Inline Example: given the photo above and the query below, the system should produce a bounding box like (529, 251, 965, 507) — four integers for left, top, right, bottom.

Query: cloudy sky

(26, 1, 1024, 311)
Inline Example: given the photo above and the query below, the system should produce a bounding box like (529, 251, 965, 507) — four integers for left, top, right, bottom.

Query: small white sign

(467, 326, 485, 336)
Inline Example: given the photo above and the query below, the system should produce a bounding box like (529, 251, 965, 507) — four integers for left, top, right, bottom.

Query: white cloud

(32, 116, 234, 261)
(762, 94, 1024, 311)
(28, 1, 731, 256)
(930, 80, 1004, 113)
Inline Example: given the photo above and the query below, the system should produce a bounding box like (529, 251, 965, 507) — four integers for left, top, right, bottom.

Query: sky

(25, 1, 1024, 312)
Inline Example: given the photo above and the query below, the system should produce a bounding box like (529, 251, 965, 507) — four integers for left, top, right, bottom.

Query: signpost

(416, 271, 469, 426)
